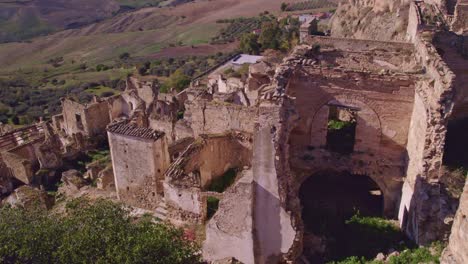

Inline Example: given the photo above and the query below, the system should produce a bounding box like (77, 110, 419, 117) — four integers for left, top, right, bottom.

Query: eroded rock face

(3, 185, 51, 210)
(330, 0, 411, 41)
(442, 179, 468, 264)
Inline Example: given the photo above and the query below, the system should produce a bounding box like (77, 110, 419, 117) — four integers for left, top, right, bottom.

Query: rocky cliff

(330, 0, 411, 41)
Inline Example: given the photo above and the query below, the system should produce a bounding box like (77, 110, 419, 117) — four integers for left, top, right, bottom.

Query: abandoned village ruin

(1, 0, 468, 263)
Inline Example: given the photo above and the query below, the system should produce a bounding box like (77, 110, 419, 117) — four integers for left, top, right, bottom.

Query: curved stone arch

(295, 167, 390, 221)
(309, 94, 383, 152)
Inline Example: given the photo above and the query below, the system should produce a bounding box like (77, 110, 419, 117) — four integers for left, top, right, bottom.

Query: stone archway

(309, 96, 382, 152)
(299, 170, 384, 263)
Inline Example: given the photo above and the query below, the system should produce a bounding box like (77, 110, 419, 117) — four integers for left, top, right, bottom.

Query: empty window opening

(129, 102, 134, 111)
(326, 105, 357, 154)
(75, 114, 84, 129)
(300, 171, 388, 262)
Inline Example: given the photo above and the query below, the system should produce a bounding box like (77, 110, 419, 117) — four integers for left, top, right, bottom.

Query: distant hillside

(0, 0, 122, 43)
(0, 0, 196, 43)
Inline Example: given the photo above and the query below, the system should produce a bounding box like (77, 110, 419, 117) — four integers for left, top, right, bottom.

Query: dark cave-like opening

(299, 171, 385, 263)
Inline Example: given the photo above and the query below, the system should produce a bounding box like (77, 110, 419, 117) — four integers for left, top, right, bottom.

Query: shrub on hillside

(0, 199, 201, 264)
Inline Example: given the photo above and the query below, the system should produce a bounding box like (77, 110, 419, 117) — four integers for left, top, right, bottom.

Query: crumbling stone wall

(61, 98, 110, 137)
(185, 100, 258, 137)
(441, 178, 468, 264)
(126, 77, 158, 109)
(164, 133, 252, 223)
(1, 139, 42, 185)
(399, 24, 456, 244)
(108, 122, 169, 210)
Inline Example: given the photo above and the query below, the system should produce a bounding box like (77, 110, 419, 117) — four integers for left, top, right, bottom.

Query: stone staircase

(130, 197, 168, 221)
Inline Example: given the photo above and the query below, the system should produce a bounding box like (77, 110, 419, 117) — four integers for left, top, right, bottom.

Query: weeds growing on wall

(206, 196, 220, 220)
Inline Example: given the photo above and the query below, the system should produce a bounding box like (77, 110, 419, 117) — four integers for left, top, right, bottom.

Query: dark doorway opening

(75, 114, 84, 130)
(326, 105, 357, 154)
(300, 171, 385, 262)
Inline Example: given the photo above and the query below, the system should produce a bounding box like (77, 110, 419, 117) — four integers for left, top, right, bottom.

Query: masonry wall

(185, 100, 257, 137)
(286, 67, 415, 216)
(109, 132, 170, 209)
(62, 99, 110, 137)
(398, 22, 456, 244)
(84, 101, 110, 136)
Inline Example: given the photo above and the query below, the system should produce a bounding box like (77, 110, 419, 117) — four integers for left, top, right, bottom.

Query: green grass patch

(329, 242, 444, 264)
(206, 196, 220, 220)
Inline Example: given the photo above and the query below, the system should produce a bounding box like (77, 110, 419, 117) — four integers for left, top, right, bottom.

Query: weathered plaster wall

(253, 123, 296, 263)
(108, 132, 170, 210)
(203, 171, 255, 264)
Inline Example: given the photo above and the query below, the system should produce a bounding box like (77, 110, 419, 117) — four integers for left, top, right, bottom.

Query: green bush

(0, 199, 201, 264)
(343, 214, 407, 258)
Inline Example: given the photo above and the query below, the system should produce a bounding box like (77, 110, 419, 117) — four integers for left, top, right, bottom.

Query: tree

(281, 2, 288, 11)
(0, 199, 201, 264)
(258, 21, 281, 50)
(119, 52, 130, 60)
(240, 33, 260, 55)
(164, 69, 191, 92)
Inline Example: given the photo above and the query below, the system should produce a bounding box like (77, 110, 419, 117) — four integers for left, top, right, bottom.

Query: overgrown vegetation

(0, 77, 126, 125)
(212, 15, 273, 44)
(239, 16, 300, 54)
(206, 168, 237, 193)
(206, 196, 220, 220)
(329, 242, 444, 264)
(320, 213, 419, 263)
(0, 198, 201, 264)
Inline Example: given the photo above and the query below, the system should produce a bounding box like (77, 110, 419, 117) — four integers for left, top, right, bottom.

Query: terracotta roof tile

(107, 121, 164, 140)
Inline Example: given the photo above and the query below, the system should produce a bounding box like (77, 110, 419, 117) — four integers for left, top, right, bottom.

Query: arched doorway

(300, 171, 384, 262)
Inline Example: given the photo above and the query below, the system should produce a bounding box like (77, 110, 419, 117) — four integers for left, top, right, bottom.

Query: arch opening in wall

(299, 170, 385, 263)
(326, 104, 358, 154)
